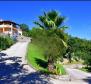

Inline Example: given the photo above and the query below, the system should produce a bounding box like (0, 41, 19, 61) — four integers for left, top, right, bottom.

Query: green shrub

(55, 63, 66, 75)
(0, 36, 15, 50)
(41, 64, 66, 75)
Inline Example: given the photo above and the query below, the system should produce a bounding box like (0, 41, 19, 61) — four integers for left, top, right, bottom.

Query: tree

(65, 46, 73, 63)
(34, 10, 67, 30)
(44, 34, 66, 71)
(20, 24, 29, 32)
(67, 36, 91, 68)
(20, 24, 29, 36)
(33, 10, 68, 49)
(33, 10, 68, 72)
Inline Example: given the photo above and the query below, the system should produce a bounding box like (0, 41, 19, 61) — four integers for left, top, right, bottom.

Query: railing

(0, 25, 12, 28)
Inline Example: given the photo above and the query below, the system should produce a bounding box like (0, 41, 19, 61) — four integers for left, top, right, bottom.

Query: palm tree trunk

(48, 59, 54, 71)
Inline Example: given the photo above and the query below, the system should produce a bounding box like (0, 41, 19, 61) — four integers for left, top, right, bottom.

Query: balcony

(0, 25, 12, 28)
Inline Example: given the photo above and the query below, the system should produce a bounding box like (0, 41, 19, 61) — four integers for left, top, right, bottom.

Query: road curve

(0, 40, 52, 84)
(1, 40, 35, 72)
(66, 68, 91, 80)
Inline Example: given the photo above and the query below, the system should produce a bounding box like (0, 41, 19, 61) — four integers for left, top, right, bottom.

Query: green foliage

(20, 24, 29, 32)
(30, 28, 67, 63)
(67, 36, 91, 67)
(29, 10, 91, 72)
(55, 63, 66, 75)
(34, 10, 67, 30)
(80, 67, 91, 72)
(0, 36, 14, 50)
(20, 24, 30, 36)
(83, 52, 91, 67)
(28, 10, 68, 73)
(42, 63, 66, 75)
(27, 42, 66, 75)
(27, 43, 47, 71)
(44, 34, 66, 63)
(29, 27, 68, 73)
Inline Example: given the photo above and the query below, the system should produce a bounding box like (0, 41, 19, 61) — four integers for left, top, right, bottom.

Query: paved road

(2, 41, 30, 65)
(50, 66, 91, 84)
(66, 68, 91, 80)
(1, 40, 35, 72)
(50, 78, 88, 84)
(59, 65, 91, 84)
(0, 41, 52, 84)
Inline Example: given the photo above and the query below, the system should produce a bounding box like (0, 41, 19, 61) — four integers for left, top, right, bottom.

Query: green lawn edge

(26, 42, 66, 75)
(26, 43, 47, 71)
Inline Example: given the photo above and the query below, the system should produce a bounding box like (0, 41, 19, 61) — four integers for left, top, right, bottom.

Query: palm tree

(34, 10, 68, 47)
(34, 10, 68, 72)
(34, 10, 66, 30)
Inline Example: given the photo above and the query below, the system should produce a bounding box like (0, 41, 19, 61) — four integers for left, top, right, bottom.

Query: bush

(0, 36, 15, 50)
(55, 63, 66, 75)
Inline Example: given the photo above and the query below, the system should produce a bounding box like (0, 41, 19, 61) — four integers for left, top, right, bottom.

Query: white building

(0, 20, 22, 37)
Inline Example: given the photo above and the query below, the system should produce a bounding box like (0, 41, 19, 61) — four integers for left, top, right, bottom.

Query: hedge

(0, 36, 15, 50)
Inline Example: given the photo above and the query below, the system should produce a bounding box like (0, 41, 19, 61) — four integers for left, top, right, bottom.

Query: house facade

(0, 20, 22, 37)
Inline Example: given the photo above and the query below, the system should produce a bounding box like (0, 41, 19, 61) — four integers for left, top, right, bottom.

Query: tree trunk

(48, 59, 54, 71)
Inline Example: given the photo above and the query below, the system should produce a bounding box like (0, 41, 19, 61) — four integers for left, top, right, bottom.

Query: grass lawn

(26, 43, 66, 75)
(26, 43, 47, 71)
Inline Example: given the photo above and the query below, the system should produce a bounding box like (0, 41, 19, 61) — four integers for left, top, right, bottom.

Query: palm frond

(33, 21, 44, 29)
(59, 26, 68, 31)
(47, 10, 58, 21)
(55, 16, 65, 27)
(39, 16, 46, 23)
(43, 11, 47, 17)
(61, 39, 68, 48)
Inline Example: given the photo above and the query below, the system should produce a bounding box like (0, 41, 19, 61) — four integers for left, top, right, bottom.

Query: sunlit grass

(26, 43, 66, 75)
(26, 43, 47, 71)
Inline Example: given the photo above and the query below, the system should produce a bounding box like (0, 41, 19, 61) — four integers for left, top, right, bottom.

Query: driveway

(0, 41, 52, 84)
(66, 68, 91, 80)
(49, 65, 91, 84)
(63, 65, 91, 84)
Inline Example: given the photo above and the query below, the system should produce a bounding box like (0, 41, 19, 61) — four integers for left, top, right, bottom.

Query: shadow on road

(83, 77, 91, 84)
(0, 52, 52, 84)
